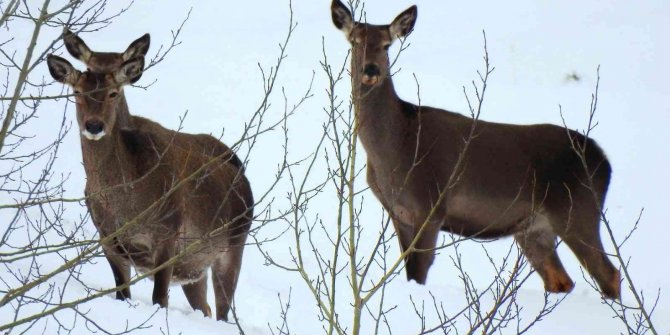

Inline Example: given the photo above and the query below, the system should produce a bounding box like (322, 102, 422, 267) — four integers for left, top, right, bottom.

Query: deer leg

(368, 163, 437, 283)
(390, 217, 419, 281)
(88, 199, 131, 299)
(554, 210, 620, 299)
(547, 193, 621, 300)
(391, 209, 441, 285)
(99, 230, 131, 300)
(407, 219, 441, 285)
(212, 244, 244, 321)
(152, 242, 175, 308)
(515, 215, 574, 293)
(105, 251, 132, 300)
(182, 273, 212, 317)
(562, 235, 620, 299)
(379, 204, 437, 284)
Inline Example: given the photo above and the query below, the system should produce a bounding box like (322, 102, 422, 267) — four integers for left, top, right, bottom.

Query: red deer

(331, 0, 620, 299)
(46, 30, 253, 320)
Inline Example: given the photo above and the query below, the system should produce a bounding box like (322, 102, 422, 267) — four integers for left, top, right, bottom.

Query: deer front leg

(152, 242, 175, 307)
(103, 246, 132, 300)
(87, 197, 132, 300)
(405, 216, 441, 285)
(386, 201, 438, 284)
(368, 164, 436, 283)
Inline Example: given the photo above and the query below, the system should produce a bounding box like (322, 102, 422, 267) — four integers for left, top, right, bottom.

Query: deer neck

(114, 94, 132, 129)
(80, 94, 136, 187)
(353, 76, 408, 162)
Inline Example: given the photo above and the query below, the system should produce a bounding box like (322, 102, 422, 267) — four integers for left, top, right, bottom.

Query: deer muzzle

(361, 64, 380, 85)
(82, 120, 106, 141)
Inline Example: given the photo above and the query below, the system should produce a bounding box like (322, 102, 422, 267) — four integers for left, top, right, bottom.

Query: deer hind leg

(515, 214, 574, 293)
(211, 244, 244, 321)
(549, 198, 620, 299)
(182, 273, 212, 317)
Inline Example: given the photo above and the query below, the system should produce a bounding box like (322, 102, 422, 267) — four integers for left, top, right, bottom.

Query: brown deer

(331, 0, 620, 299)
(46, 30, 253, 320)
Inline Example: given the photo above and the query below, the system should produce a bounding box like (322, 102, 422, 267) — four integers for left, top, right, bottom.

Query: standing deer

(331, 0, 620, 299)
(46, 30, 253, 320)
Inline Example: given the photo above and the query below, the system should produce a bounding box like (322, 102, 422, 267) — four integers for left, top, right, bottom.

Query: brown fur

(48, 31, 252, 320)
(331, 0, 620, 299)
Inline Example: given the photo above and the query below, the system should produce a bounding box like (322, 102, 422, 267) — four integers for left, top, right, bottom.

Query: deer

(331, 0, 620, 300)
(46, 30, 254, 320)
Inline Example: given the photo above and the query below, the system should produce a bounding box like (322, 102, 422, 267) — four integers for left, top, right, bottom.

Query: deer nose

(362, 64, 380, 77)
(85, 121, 104, 135)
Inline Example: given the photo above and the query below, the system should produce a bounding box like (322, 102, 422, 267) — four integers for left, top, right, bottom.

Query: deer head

(47, 54, 144, 141)
(331, 0, 417, 87)
(63, 29, 150, 73)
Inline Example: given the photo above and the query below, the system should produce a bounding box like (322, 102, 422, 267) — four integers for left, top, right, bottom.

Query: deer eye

(74, 90, 81, 94)
(109, 92, 119, 98)
(383, 44, 391, 50)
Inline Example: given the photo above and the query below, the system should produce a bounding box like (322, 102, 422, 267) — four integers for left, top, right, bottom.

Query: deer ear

(63, 29, 92, 63)
(331, 0, 353, 35)
(389, 5, 417, 39)
(122, 34, 150, 61)
(115, 56, 145, 84)
(47, 54, 79, 85)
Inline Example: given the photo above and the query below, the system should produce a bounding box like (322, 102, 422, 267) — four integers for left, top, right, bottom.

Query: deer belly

(164, 252, 215, 285)
(125, 243, 212, 285)
(133, 265, 207, 285)
(443, 194, 530, 238)
(170, 265, 208, 285)
(114, 233, 156, 270)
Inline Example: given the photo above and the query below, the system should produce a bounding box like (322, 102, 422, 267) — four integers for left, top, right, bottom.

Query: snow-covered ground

(2, 0, 669, 334)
